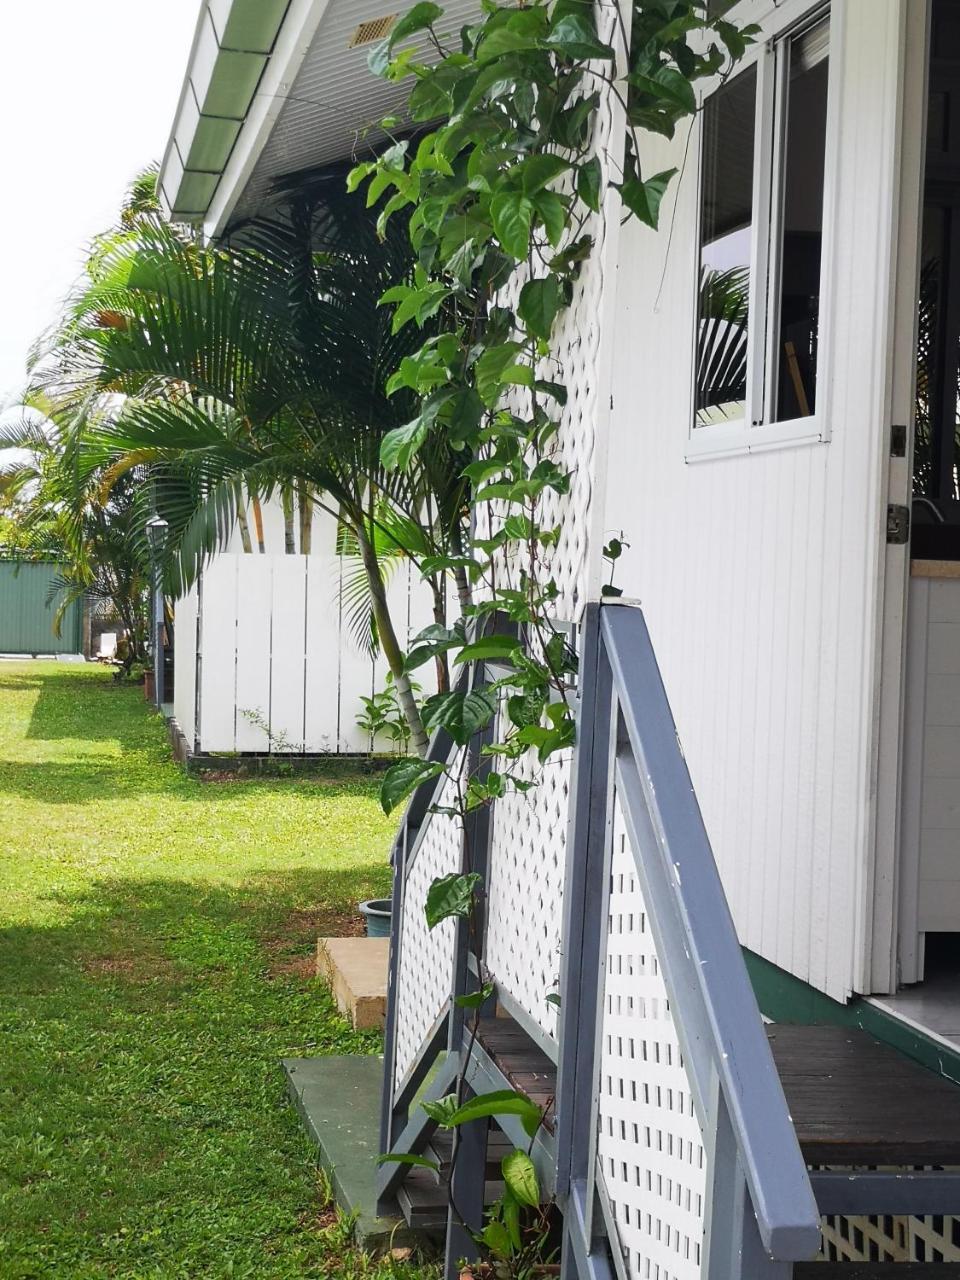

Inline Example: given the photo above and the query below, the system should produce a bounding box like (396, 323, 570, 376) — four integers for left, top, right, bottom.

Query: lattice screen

(595, 793, 707, 1280)
(820, 1181, 960, 1264)
(483, 0, 624, 1036)
(485, 749, 571, 1039)
(393, 766, 463, 1089)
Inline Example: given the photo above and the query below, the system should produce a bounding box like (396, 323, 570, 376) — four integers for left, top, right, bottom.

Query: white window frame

(686, 0, 837, 462)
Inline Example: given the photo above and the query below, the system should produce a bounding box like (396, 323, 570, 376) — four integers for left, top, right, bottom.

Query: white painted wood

(269, 556, 308, 750)
(197, 557, 238, 752)
(899, 577, 930, 982)
(601, 0, 911, 1001)
(871, 0, 928, 993)
(303, 553, 341, 754)
(234, 556, 272, 752)
(336, 551, 377, 754)
(173, 582, 199, 750)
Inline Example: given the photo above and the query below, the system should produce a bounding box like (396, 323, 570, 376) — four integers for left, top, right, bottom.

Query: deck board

(767, 1024, 960, 1165)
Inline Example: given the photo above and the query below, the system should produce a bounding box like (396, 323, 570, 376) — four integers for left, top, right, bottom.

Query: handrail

(600, 604, 821, 1261)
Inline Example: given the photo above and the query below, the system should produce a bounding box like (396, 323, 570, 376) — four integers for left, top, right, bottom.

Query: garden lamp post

(145, 515, 169, 709)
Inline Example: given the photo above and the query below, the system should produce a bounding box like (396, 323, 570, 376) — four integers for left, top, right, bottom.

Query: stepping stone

(316, 936, 389, 1031)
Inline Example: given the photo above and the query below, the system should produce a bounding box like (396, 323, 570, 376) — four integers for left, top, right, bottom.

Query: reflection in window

(695, 65, 756, 427)
(772, 21, 829, 422)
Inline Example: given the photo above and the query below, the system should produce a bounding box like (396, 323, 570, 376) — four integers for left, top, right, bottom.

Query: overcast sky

(0, 2, 199, 405)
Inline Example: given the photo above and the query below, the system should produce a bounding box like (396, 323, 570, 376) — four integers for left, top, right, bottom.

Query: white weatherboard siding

(603, 0, 910, 1001)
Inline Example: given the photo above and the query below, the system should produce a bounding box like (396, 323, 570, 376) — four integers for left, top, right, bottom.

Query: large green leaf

(518, 276, 562, 341)
(422, 688, 498, 743)
(618, 168, 677, 229)
(490, 192, 535, 260)
(453, 635, 521, 665)
(502, 1149, 540, 1208)
(433, 1089, 544, 1138)
(424, 872, 481, 929)
(380, 758, 444, 815)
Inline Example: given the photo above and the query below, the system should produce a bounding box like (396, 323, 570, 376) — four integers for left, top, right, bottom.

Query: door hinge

(891, 423, 907, 457)
(887, 503, 910, 545)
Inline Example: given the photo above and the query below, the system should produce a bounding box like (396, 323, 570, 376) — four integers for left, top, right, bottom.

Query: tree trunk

(251, 495, 266, 554)
(235, 488, 253, 554)
(298, 483, 313, 555)
(431, 577, 449, 694)
(282, 488, 296, 555)
(449, 519, 473, 615)
(356, 522, 429, 757)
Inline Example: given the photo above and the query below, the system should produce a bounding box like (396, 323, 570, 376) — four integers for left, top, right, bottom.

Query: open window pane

(695, 65, 756, 428)
(771, 20, 829, 422)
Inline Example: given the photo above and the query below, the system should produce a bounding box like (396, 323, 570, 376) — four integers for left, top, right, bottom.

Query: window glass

(772, 21, 829, 422)
(695, 65, 756, 428)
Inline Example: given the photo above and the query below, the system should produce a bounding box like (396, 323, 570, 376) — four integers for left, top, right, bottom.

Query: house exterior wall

(602, 0, 913, 1001)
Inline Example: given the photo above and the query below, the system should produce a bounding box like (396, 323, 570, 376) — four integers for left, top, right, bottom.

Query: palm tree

(34, 168, 471, 753)
(0, 395, 151, 669)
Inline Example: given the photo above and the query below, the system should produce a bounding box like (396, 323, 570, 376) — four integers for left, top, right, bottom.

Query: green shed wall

(0, 560, 82, 654)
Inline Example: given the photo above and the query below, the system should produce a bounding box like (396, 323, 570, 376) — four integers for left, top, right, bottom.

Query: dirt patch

(263, 906, 364, 950)
(266, 954, 317, 982)
(262, 906, 364, 982)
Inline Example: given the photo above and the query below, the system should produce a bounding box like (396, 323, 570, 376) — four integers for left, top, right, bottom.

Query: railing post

(444, 1093, 490, 1280)
(703, 1072, 795, 1280)
(555, 604, 616, 1272)
(445, 660, 497, 1277)
(377, 820, 409, 1213)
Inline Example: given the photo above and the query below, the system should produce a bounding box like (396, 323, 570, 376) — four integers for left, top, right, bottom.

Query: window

(693, 11, 831, 450)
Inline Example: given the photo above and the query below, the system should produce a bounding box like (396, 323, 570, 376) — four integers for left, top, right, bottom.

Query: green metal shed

(0, 559, 82, 655)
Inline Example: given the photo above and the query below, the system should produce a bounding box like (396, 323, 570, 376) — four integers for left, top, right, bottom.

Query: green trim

(746, 948, 960, 1086)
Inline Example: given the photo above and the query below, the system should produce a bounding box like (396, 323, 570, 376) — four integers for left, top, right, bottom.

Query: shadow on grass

(0, 863, 392, 992)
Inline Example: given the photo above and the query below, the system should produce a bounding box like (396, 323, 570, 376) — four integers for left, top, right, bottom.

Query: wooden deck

(395, 1015, 960, 1253)
(767, 1024, 960, 1166)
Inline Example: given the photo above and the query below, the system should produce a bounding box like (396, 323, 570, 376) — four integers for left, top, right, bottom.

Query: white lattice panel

(393, 766, 463, 1089)
(596, 793, 707, 1280)
(485, 749, 572, 1038)
(819, 1174, 960, 1264)
(482, 0, 624, 1034)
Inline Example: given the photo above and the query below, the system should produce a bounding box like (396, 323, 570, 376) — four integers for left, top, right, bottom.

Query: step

(283, 1054, 411, 1249)
(767, 1024, 960, 1166)
(316, 936, 389, 1031)
(795, 1267, 960, 1277)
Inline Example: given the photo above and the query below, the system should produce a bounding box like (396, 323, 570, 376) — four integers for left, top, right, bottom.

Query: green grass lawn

(0, 662, 427, 1279)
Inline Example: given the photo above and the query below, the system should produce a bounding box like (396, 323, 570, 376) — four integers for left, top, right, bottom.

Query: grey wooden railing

(555, 603, 822, 1278)
(377, 603, 823, 1279)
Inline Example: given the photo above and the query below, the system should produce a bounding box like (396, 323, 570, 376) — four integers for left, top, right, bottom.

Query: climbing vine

(350, 1, 753, 1270)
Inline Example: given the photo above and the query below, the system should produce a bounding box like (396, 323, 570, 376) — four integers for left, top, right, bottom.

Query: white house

(161, 0, 960, 1274)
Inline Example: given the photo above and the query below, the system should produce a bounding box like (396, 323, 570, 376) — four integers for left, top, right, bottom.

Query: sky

(0, 1, 200, 405)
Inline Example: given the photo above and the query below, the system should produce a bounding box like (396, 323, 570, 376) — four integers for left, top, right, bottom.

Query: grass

(0, 662, 434, 1279)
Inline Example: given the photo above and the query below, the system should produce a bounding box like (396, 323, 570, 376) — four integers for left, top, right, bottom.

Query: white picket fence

(173, 548, 436, 756)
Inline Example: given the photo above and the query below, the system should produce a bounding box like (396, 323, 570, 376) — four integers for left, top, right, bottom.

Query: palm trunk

(298, 483, 313, 555)
(235, 488, 253, 554)
(449, 519, 473, 615)
(356, 521, 429, 757)
(282, 488, 296, 555)
(431, 577, 449, 694)
(251, 496, 266, 554)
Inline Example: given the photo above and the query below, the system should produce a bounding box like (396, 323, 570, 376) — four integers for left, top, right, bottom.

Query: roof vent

(349, 15, 398, 47)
